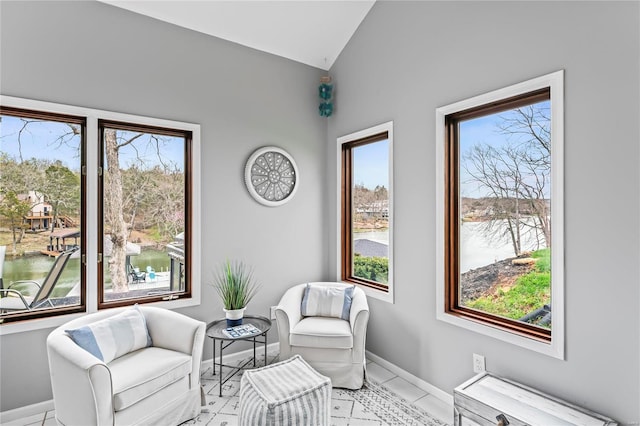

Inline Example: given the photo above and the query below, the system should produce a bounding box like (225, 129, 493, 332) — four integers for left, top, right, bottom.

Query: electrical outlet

(473, 353, 486, 373)
(270, 306, 277, 320)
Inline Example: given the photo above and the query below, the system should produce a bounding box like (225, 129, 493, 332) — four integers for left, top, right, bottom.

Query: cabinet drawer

(454, 373, 617, 426)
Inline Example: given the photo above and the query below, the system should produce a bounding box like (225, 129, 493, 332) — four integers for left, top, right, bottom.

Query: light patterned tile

(218, 396, 241, 415)
(205, 412, 239, 425)
(345, 418, 384, 425)
(366, 362, 396, 384)
(413, 394, 454, 424)
(332, 387, 354, 400)
(330, 417, 351, 426)
(382, 377, 427, 402)
(331, 398, 354, 418)
(350, 401, 382, 421)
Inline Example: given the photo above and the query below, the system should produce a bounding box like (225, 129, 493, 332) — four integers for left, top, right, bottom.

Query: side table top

(206, 315, 272, 340)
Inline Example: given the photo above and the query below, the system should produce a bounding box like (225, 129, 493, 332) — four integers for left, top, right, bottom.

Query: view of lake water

(3, 248, 172, 297)
(353, 222, 545, 273)
(4, 223, 541, 297)
(354, 230, 388, 244)
(461, 221, 545, 272)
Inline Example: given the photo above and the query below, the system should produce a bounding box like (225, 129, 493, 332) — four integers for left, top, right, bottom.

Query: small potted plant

(211, 260, 260, 326)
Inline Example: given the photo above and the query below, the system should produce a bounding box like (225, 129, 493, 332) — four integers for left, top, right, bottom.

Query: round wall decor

(245, 146, 299, 206)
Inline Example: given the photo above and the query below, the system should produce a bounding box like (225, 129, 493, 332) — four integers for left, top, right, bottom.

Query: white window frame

(337, 121, 394, 304)
(435, 71, 564, 359)
(0, 95, 201, 335)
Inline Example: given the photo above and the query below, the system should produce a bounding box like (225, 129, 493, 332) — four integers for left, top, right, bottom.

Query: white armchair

(275, 282, 369, 389)
(46, 306, 205, 426)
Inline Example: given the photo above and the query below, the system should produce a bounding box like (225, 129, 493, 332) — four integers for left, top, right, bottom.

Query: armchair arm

(275, 284, 306, 358)
(47, 331, 114, 426)
(141, 306, 206, 389)
(349, 288, 370, 363)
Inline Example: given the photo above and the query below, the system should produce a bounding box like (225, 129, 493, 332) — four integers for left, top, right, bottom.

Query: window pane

(458, 100, 551, 329)
(100, 125, 187, 304)
(0, 112, 83, 317)
(351, 140, 389, 285)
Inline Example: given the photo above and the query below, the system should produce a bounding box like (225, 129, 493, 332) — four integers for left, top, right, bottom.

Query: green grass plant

(211, 260, 260, 310)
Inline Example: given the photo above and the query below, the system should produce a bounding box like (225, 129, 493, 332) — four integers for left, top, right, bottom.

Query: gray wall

(2, 1, 639, 423)
(327, 1, 639, 423)
(0, 1, 327, 411)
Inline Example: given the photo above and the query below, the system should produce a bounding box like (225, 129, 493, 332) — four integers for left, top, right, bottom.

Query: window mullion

(86, 115, 100, 313)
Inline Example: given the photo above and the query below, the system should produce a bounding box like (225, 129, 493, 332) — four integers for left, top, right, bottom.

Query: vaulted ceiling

(100, 1, 376, 70)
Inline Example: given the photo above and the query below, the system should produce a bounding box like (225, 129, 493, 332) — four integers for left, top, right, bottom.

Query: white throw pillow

(66, 305, 152, 363)
(301, 284, 355, 320)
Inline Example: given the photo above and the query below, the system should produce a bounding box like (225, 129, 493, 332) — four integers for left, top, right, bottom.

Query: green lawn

(466, 249, 550, 325)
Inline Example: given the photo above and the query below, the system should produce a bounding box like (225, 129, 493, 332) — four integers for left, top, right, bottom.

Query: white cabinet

(454, 373, 617, 426)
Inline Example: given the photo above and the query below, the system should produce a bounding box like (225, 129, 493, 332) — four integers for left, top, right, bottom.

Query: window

(436, 71, 564, 358)
(0, 107, 86, 322)
(0, 96, 200, 330)
(338, 122, 393, 303)
(98, 120, 192, 307)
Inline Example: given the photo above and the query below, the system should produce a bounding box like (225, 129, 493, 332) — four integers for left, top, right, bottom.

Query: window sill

(436, 310, 563, 359)
(340, 280, 394, 304)
(0, 295, 200, 336)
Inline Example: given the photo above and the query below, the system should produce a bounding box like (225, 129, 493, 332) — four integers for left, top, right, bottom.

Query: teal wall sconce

(319, 76, 333, 117)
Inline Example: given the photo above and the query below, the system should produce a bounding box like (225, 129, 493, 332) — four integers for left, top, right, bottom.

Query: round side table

(206, 315, 272, 396)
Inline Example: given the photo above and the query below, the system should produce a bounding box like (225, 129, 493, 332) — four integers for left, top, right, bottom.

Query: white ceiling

(100, 1, 376, 70)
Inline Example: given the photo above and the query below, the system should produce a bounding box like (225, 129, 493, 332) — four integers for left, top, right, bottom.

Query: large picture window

(0, 107, 86, 322)
(436, 71, 564, 358)
(0, 96, 200, 330)
(338, 122, 394, 303)
(98, 121, 191, 307)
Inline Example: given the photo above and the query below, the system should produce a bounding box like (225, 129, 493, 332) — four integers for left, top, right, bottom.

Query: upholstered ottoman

(239, 354, 331, 425)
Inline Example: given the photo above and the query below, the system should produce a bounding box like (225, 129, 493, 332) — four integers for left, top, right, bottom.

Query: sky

(353, 139, 389, 190)
(458, 100, 551, 198)
(0, 115, 185, 171)
(0, 115, 81, 169)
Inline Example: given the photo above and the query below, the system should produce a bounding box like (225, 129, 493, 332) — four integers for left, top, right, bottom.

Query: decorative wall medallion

(245, 146, 299, 206)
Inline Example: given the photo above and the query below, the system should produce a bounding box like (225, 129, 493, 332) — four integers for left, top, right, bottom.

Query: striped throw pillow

(65, 305, 152, 363)
(301, 284, 355, 320)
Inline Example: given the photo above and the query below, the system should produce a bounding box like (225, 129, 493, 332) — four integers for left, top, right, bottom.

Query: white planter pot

(223, 307, 246, 326)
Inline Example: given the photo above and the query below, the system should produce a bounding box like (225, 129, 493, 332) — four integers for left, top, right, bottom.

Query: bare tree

(104, 129, 143, 292)
(462, 104, 551, 256)
(353, 184, 374, 223)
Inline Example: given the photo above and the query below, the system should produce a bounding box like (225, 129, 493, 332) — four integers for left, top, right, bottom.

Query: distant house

(355, 200, 389, 219)
(18, 190, 76, 231)
(19, 191, 53, 231)
(354, 238, 388, 258)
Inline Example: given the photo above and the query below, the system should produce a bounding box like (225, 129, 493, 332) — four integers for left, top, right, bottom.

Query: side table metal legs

(211, 332, 268, 397)
(219, 339, 224, 397)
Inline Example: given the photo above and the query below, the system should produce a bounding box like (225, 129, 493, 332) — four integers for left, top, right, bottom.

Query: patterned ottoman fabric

(239, 354, 331, 425)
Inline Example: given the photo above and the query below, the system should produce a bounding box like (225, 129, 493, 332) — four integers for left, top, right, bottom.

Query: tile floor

(4, 358, 453, 426)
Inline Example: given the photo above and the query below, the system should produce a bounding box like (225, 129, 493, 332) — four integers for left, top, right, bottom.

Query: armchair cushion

(110, 347, 192, 411)
(65, 305, 152, 363)
(301, 283, 355, 320)
(290, 317, 353, 349)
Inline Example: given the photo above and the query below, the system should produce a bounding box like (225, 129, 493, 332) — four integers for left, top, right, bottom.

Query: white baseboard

(366, 350, 454, 406)
(0, 399, 54, 424)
